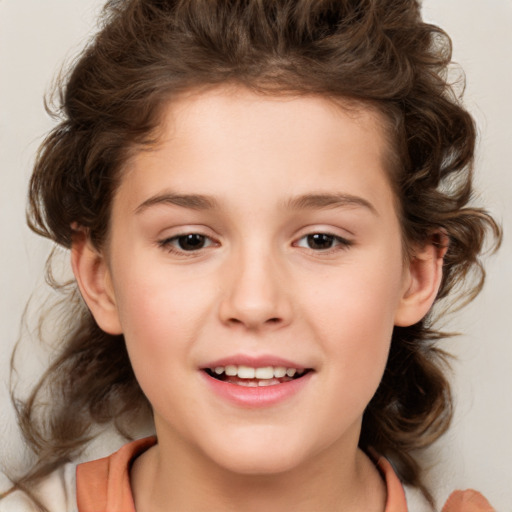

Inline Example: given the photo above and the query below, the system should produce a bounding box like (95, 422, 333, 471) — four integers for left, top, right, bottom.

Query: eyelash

(294, 233, 353, 253)
(157, 233, 218, 256)
(157, 231, 353, 257)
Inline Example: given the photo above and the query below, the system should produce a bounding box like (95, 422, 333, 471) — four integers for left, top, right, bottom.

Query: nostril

(227, 317, 281, 326)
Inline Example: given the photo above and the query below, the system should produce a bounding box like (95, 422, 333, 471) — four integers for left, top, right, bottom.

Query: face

(97, 87, 416, 476)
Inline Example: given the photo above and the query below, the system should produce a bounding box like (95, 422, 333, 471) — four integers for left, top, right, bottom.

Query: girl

(0, 0, 502, 510)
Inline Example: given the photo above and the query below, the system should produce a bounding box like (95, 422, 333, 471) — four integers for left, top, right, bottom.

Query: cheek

(111, 264, 214, 369)
(305, 253, 403, 335)
(302, 250, 405, 387)
(112, 275, 208, 415)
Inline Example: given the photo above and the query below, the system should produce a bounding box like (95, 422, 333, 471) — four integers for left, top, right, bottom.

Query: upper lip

(201, 354, 310, 370)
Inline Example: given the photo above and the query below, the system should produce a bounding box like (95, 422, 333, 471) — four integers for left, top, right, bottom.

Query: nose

(218, 247, 292, 331)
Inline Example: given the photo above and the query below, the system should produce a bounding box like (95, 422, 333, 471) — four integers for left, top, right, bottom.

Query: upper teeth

(212, 365, 303, 379)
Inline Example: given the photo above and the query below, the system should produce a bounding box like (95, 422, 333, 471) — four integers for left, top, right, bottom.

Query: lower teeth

(235, 378, 281, 387)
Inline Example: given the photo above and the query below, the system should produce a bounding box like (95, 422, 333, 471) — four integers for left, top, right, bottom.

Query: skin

(72, 86, 445, 511)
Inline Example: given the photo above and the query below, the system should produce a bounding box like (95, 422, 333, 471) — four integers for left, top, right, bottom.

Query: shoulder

(76, 436, 156, 512)
(403, 485, 496, 512)
(0, 462, 77, 512)
(441, 490, 496, 512)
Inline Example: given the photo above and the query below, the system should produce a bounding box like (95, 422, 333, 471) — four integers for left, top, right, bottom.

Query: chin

(201, 431, 312, 477)
(215, 450, 304, 476)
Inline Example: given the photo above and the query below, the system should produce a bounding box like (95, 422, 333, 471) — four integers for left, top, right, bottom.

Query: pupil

(308, 233, 334, 250)
(178, 234, 205, 251)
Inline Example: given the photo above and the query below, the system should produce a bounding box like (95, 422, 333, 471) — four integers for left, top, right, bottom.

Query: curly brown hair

(5, 0, 500, 508)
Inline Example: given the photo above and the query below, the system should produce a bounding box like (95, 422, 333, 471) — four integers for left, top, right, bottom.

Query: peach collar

(76, 437, 408, 512)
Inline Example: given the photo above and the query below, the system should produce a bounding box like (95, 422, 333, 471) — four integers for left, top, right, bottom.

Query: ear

(71, 231, 123, 335)
(394, 234, 448, 327)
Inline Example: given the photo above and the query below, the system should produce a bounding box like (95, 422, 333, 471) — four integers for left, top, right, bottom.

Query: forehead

(156, 87, 392, 157)
(117, 86, 396, 217)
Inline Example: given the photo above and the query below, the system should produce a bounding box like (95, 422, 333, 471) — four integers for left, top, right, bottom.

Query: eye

(159, 233, 216, 253)
(295, 233, 351, 251)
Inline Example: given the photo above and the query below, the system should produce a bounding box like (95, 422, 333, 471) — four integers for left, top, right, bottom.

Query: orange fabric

(76, 437, 156, 512)
(375, 456, 408, 512)
(75, 437, 495, 512)
(442, 489, 496, 512)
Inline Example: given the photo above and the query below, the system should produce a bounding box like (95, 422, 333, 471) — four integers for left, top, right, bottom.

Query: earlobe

(394, 235, 448, 327)
(71, 231, 123, 335)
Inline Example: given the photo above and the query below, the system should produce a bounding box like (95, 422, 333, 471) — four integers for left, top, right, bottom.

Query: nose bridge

(219, 239, 291, 329)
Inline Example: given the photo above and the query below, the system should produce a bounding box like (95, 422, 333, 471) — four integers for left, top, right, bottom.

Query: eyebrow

(285, 193, 378, 215)
(134, 191, 377, 215)
(135, 193, 219, 214)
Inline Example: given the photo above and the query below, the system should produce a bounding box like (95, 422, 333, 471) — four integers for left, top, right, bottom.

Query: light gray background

(1, 1, 511, 509)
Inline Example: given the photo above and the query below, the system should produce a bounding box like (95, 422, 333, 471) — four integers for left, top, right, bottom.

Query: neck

(131, 433, 387, 512)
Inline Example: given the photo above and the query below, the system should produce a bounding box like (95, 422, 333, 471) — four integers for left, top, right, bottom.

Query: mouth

(203, 365, 313, 387)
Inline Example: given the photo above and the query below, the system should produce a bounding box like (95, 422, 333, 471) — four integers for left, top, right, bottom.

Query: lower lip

(201, 371, 313, 408)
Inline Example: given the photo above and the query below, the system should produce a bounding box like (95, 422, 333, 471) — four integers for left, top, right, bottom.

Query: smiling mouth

(204, 365, 312, 387)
